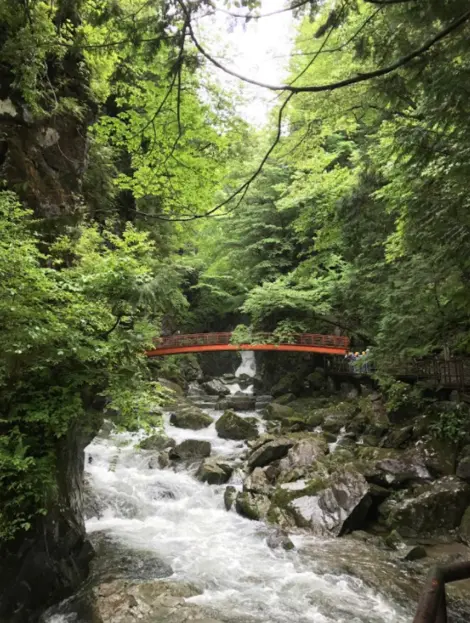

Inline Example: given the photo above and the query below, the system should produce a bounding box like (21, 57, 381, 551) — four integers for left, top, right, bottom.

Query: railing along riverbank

(328, 356, 470, 391)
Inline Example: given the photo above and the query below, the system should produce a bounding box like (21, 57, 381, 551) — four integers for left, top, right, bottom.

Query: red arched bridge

(146, 332, 350, 357)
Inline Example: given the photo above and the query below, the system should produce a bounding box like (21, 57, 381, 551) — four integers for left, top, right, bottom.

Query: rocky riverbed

(44, 364, 470, 622)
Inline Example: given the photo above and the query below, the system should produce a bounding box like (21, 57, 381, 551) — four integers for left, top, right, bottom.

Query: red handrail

(153, 332, 350, 349)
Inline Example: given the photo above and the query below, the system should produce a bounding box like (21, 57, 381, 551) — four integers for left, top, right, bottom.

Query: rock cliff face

(0, 424, 96, 621)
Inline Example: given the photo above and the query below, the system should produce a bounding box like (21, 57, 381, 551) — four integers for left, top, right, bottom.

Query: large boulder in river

(218, 395, 256, 411)
(169, 440, 211, 461)
(248, 438, 294, 469)
(263, 403, 295, 422)
(271, 469, 372, 536)
(169, 409, 212, 430)
(379, 476, 470, 536)
(277, 436, 327, 483)
(243, 467, 272, 495)
(215, 410, 258, 440)
(196, 458, 233, 485)
(139, 434, 175, 451)
(202, 378, 230, 396)
(235, 492, 271, 521)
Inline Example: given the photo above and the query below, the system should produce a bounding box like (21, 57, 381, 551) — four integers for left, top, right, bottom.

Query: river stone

(93, 579, 222, 623)
(456, 456, 470, 481)
(224, 485, 237, 511)
(459, 506, 470, 542)
(215, 410, 258, 440)
(288, 469, 372, 536)
(235, 492, 271, 521)
(375, 457, 432, 486)
(379, 476, 470, 536)
(248, 438, 294, 469)
(139, 434, 176, 451)
(243, 467, 272, 495)
(271, 373, 299, 397)
(266, 529, 295, 551)
(169, 440, 211, 461)
(273, 393, 296, 405)
(202, 378, 230, 396)
(381, 425, 413, 449)
(169, 410, 213, 430)
(196, 458, 232, 485)
(263, 402, 295, 422)
(400, 545, 427, 562)
(277, 436, 327, 482)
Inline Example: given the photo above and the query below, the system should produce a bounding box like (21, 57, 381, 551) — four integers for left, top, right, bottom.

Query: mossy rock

(139, 434, 175, 451)
(263, 403, 295, 422)
(197, 458, 232, 485)
(169, 439, 211, 461)
(170, 409, 213, 430)
(235, 492, 270, 521)
(273, 393, 296, 405)
(379, 476, 470, 536)
(215, 410, 258, 440)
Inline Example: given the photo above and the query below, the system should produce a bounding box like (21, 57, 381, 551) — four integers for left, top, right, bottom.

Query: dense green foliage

(191, 0, 470, 365)
(1, 0, 470, 544)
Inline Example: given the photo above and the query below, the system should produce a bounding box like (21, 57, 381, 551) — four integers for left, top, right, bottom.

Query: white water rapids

(83, 404, 409, 623)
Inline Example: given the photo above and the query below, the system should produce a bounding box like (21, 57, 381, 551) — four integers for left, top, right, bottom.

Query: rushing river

(83, 404, 410, 623)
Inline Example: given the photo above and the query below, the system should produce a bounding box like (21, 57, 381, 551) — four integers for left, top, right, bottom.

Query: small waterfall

(235, 351, 256, 378)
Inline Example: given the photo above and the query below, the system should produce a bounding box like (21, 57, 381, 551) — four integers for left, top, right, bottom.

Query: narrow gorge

(43, 353, 470, 623)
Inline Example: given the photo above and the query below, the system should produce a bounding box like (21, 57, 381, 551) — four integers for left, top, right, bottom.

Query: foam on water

(84, 411, 408, 623)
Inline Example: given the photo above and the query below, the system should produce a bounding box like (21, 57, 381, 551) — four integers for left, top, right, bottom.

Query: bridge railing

(154, 333, 350, 350)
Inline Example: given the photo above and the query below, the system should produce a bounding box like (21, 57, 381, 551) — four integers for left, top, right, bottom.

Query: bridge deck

(146, 332, 349, 357)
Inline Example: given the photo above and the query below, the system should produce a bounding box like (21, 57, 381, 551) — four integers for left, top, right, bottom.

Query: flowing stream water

(83, 411, 410, 622)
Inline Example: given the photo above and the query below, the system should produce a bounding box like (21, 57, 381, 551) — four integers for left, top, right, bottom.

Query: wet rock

(266, 529, 295, 551)
(380, 476, 470, 536)
(273, 393, 296, 405)
(381, 425, 413, 449)
(169, 409, 213, 430)
(243, 467, 272, 495)
(215, 410, 258, 440)
(91, 579, 221, 623)
(322, 415, 345, 434)
(248, 438, 294, 469)
(202, 378, 230, 396)
(263, 402, 295, 422)
(158, 378, 185, 396)
(271, 373, 299, 397)
(306, 368, 327, 390)
(97, 419, 116, 439)
(235, 492, 271, 521)
(421, 438, 457, 477)
(157, 450, 171, 468)
(400, 545, 427, 562)
(83, 477, 106, 520)
(456, 456, 470, 481)
(169, 440, 211, 461)
(339, 381, 359, 399)
(217, 395, 256, 411)
(224, 485, 237, 511)
(459, 506, 470, 543)
(375, 456, 432, 487)
(287, 469, 372, 537)
(139, 434, 175, 451)
(277, 436, 327, 481)
(197, 458, 233, 485)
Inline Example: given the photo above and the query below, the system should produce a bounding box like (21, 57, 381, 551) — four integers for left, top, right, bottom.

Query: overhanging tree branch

(183, 5, 470, 94)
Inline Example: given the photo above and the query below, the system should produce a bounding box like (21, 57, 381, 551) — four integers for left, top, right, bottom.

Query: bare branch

(214, 0, 312, 20)
(183, 6, 470, 94)
(134, 94, 294, 222)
